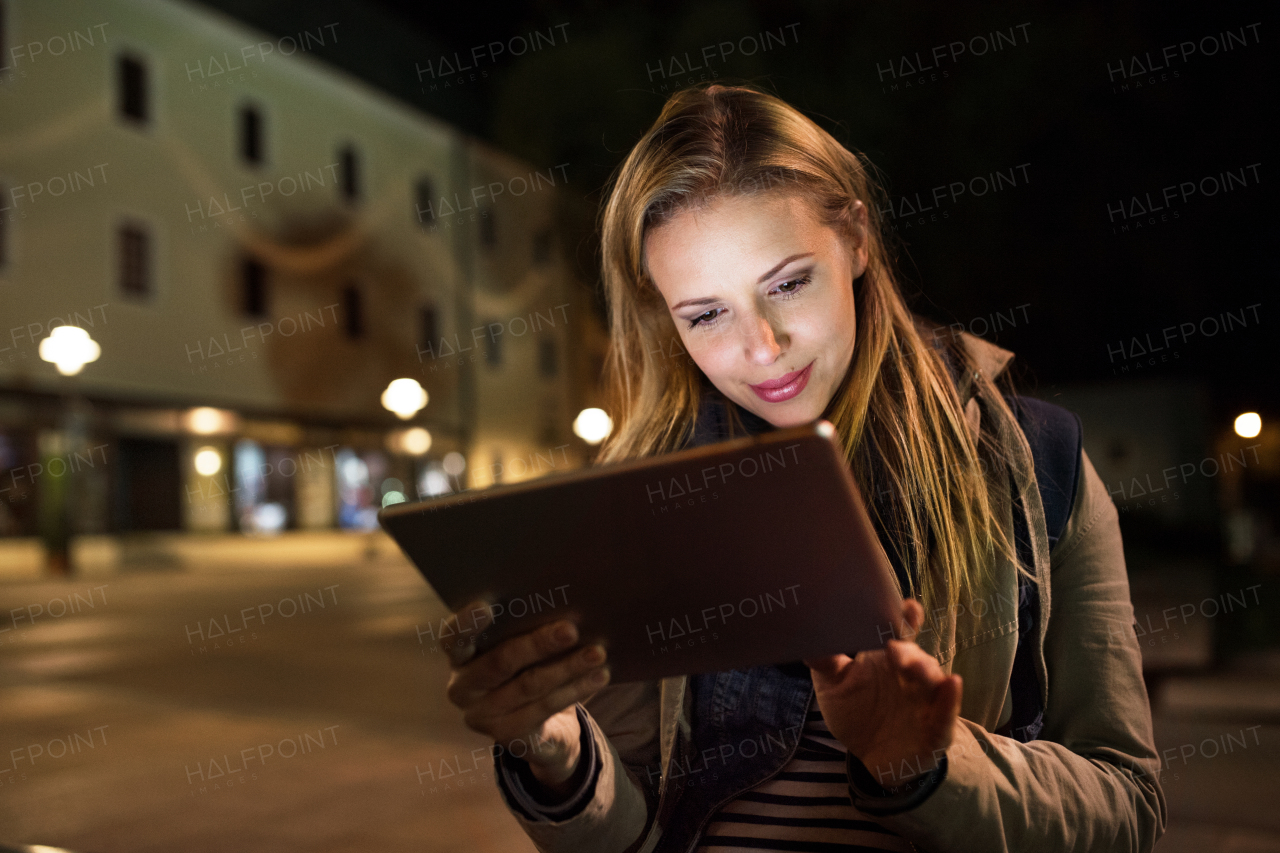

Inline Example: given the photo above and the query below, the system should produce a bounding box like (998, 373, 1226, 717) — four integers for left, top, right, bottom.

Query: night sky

(196, 0, 1274, 418)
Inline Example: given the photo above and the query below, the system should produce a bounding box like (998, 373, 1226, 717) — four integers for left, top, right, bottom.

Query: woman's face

(644, 190, 868, 428)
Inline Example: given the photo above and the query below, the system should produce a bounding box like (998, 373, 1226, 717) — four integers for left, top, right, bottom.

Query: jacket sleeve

(866, 449, 1168, 852)
(492, 680, 661, 853)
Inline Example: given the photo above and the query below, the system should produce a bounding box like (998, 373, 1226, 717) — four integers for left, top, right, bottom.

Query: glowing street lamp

(401, 427, 432, 454)
(39, 326, 100, 376)
(573, 407, 613, 445)
(194, 447, 223, 476)
(381, 378, 428, 420)
(1234, 412, 1262, 439)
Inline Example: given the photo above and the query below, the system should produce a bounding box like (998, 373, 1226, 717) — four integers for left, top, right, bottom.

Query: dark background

(196, 0, 1274, 419)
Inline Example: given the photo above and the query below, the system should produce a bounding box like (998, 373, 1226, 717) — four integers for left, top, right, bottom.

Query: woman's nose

(745, 312, 784, 364)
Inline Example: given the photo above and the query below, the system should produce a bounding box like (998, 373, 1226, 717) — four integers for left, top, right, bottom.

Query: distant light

(381, 378, 428, 420)
(38, 326, 100, 376)
(381, 477, 404, 496)
(381, 490, 407, 507)
(401, 427, 432, 455)
(442, 451, 466, 476)
(194, 447, 222, 476)
(573, 408, 613, 445)
(186, 406, 238, 435)
(1234, 412, 1262, 438)
(250, 502, 287, 534)
(422, 467, 451, 497)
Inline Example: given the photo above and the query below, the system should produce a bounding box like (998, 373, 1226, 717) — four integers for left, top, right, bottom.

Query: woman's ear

(848, 200, 871, 279)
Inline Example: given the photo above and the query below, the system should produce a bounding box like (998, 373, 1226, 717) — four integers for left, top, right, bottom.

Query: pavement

(0, 554, 1277, 852)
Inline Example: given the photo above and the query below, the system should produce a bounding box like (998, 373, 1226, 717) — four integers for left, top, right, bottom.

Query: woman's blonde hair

(596, 82, 1023, 626)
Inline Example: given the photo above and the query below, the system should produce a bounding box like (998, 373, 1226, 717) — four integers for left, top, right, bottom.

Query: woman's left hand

(804, 598, 962, 789)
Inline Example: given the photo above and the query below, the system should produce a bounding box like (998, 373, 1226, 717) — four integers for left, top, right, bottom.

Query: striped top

(694, 696, 916, 852)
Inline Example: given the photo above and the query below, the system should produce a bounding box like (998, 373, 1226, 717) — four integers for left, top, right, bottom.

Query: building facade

(0, 0, 602, 568)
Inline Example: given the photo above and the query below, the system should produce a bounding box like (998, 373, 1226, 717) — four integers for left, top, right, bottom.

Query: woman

(441, 82, 1166, 852)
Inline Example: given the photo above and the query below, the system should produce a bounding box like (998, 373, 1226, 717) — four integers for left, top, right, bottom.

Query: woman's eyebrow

(670, 252, 815, 311)
(756, 252, 813, 284)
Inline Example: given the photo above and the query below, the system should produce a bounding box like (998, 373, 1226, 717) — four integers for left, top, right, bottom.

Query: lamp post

(38, 326, 102, 576)
(381, 378, 428, 420)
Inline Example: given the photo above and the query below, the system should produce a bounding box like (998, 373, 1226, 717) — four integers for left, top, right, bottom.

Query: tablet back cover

(379, 422, 902, 683)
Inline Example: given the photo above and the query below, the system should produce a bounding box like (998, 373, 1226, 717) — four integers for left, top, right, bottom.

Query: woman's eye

(689, 308, 721, 329)
(774, 274, 812, 296)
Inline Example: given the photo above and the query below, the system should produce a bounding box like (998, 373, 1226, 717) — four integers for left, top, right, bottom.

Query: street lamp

(381, 378, 428, 420)
(194, 447, 223, 476)
(39, 326, 100, 375)
(1234, 412, 1262, 439)
(573, 407, 613, 445)
(36, 326, 100, 577)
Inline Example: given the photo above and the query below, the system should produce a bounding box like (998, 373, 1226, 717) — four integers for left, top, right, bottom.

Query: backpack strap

(1011, 396, 1083, 548)
(996, 395, 1083, 743)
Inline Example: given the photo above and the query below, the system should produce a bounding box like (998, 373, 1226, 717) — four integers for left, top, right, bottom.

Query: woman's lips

(749, 361, 813, 403)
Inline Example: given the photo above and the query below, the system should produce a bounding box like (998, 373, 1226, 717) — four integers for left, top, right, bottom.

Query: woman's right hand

(442, 600, 611, 797)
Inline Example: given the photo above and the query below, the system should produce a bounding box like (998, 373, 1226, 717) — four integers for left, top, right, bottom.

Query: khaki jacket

(500, 334, 1168, 853)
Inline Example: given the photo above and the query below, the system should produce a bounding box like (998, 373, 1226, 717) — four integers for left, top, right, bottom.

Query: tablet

(378, 420, 903, 683)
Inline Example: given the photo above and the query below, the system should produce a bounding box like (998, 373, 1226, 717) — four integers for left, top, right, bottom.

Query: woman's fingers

(900, 598, 924, 640)
(442, 599, 495, 667)
(884, 639, 960, 718)
(446, 619, 579, 708)
(481, 642, 608, 718)
(803, 653, 851, 683)
(472, 664, 611, 746)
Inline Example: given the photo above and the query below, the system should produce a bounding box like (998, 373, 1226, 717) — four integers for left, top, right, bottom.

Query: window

(342, 284, 363, 338)
(240, 104, 264, 164)
(339, 146, 359, 203)
(538, 336, 557, 377)
(242, 257, 267, 317)
(533, 228, 553, 265)
(479, 206, 496, 248)
(415, 177, 435, 226)
(119, 223, 150, 298)
(419, 306, 438, 351)
(118, 54, 148, 124)
(481, 317, 500, 366)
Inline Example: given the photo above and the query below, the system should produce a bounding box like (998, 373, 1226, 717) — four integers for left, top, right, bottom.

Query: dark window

(339, 146, 359, 202)
(118, 55, 148, 123)
(419, 306, 438, 351)
(243, 257, 267, 317)
(533, 228, 553, 265)
(479, 206, 496, 248)
(240, 104, 264, 164)
(538, 337, 557, 377)
(482, 317, 500, 366)
(415, 177, 435, 226)
(342, 284, 363, 338)
(119, 223, 150, 298)
(113, 438, 181, 531)
(539, 411, 559, 448)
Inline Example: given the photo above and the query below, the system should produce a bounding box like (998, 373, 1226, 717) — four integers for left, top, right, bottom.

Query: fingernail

(555, 622, 578, 645)
(582, 644, 605, 664)
(589, 666, 610, 685)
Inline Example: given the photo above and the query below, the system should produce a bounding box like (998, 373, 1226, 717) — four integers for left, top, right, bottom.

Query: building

(0, 0, 605, 573)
